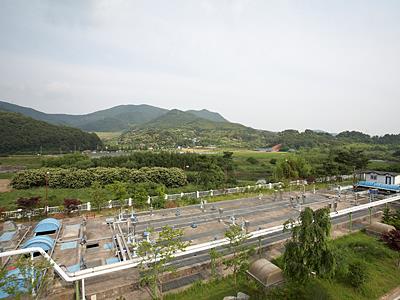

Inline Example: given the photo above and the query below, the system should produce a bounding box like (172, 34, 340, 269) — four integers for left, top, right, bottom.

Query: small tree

(223, 224, 252, 291)
(107, 181, 128, 206)
(137, 226, 189, 299)
(209, 248, 222, 280)
(90, 181, 107, 211)
(63, 198, 81, 215)
(17, 197, 41, 214)
(283, 207, 336, 283)
(382, 229, 400, 252)
(1, 256, 53, 299)
(130, 184, 148, 209)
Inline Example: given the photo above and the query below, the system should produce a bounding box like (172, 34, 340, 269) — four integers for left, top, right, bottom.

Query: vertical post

(81, 279, 85, 300)
(87, 202, 91, 211)
(31, 252, 35, 296)
(349, 212, 352, 232)
(369, 207, 372, 224)
(75, 281, 80, 300)
(45, 171, 49, 216)
(258, 237, 262, 258)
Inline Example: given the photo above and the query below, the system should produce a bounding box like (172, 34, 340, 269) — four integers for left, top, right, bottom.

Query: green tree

(107, 181, 128, 206)
(223, 224, 253, 291)
(209, 248, 222, 280)
(198, 165, 225, 189)
(137, 226, 189, 299)
(129, 184, 148, 209)
(0, 256, 53, 299)
(283, 207, 336, 283)
(90, 181, 108, 211)
(273, 156, 312, 180)
(152, 185, 166, 209)
(332, 148, 368, 173)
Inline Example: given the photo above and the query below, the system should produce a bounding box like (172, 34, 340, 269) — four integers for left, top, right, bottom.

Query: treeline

(42, 152, 236, 188)
(11, 167, 187, 189)
(269, 130, 400, 150)
(0, 111, 102, 154)
(43, 151, 234, 171)
(273, 147, 369, 181)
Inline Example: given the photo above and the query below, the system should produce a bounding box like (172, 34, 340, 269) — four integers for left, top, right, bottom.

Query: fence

(0, 175, 353, 220)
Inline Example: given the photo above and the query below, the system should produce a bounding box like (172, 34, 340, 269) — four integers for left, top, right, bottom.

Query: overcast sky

(1, 1, 399, 135)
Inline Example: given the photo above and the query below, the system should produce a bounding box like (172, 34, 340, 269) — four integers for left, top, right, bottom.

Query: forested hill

(119, 110, 276, 148)
(0, 100, 228, 132)
(0, 111, 102, 154)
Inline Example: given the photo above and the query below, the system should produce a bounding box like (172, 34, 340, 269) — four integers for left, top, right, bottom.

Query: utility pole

(45, 171, 49, 215)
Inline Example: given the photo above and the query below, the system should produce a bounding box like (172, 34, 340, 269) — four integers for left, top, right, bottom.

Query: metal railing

(0, 175, 352, 220)
(0, 193, 399, 284)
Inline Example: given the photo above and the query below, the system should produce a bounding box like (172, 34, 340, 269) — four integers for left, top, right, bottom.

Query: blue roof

(0, 231, 16, 242)
(22, 236, 55, 252)
(34, 218, 61, 233)
(356, 181, 400, 192)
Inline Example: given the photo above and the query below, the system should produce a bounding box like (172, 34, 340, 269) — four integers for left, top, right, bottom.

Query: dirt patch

(0, 179, 11, 192)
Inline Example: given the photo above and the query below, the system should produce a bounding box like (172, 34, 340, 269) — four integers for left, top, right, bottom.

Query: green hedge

(11, 167, 187, 189)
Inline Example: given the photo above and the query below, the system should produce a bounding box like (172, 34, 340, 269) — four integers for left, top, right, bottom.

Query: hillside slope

(119, 110, 274, 148)
(0, 111, 102, 154)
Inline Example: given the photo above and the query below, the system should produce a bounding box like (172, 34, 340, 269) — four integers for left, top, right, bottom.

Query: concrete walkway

(380, 286, 400, 300)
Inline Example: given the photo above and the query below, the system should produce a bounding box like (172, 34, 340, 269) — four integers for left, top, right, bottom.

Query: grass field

(0, 155, 43, 169)
(165, 232, 400, 300)
(0, 187, 97, 210)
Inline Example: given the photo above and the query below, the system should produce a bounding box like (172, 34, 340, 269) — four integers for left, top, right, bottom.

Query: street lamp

(45, 171, 49, 215)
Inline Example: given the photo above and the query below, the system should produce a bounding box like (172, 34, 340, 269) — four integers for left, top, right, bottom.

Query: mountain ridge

(0, 100, 228, 132)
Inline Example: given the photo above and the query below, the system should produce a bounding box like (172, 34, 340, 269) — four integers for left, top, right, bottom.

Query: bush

(347, 261, 368, 288)
(11, 167, 187, 189)
(17, 197, 41, 211)
(63, 198, 81, 213)
(382, 229, 400, 251)
(246, 157, 258, 165)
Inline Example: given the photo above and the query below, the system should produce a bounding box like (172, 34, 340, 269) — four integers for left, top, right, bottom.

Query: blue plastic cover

(22, 236, 55, 252)
(0, 269, 27, 299)
(0, 231, 16, 242)
(356, 181, 400, 192)
(106, 257, 120, 265)
(66, 263, 80, 273)
(60, 241, 77, 250)
(34, 218, 61, 233)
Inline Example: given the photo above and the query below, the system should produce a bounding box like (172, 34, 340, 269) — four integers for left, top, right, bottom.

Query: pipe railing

(1, 194, 399, 283)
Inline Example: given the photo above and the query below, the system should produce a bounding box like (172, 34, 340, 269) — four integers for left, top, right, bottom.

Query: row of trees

(42, 151, 235, 189)
(42, 152, 234, 173)
(273, 147, 369, 180)
(11, 167, 187, 189)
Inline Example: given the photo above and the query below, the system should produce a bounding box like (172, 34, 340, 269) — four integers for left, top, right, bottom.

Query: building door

(385, 176, 392, 185)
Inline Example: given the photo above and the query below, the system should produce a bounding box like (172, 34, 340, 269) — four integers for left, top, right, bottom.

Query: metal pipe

(1, 194, 399, 283)
(81, 279, 85, 300)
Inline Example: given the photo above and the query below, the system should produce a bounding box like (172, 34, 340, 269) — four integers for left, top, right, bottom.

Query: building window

(370, 174, 377, 180)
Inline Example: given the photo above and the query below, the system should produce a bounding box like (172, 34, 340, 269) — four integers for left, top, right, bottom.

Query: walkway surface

(380, 286, 400, 300)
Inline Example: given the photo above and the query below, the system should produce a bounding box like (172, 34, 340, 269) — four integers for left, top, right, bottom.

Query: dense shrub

(16, 197, 41, 210)
(382, 229, 400, 251)
(63, 198, 81, 213)
(347, 261, 368, 288)
(12, 167, 187, 189)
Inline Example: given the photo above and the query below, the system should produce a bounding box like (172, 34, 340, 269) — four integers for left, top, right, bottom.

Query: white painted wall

(364, 172, 397, 185)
